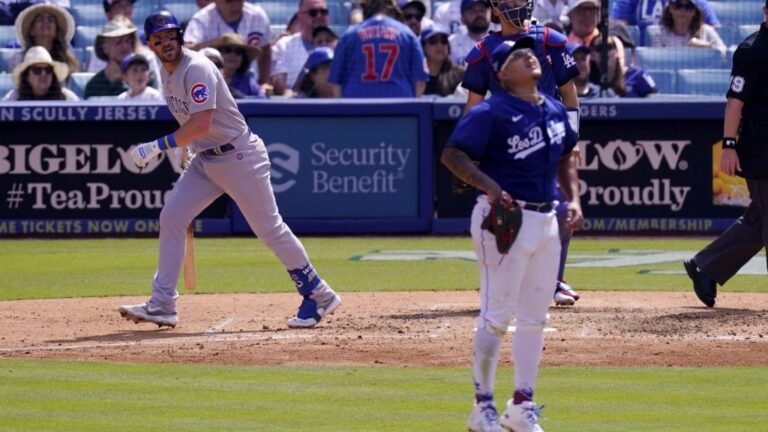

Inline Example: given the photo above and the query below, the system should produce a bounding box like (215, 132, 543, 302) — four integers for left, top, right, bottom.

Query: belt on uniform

(202, 143, 235, 156)
(519, 201, 555, 213)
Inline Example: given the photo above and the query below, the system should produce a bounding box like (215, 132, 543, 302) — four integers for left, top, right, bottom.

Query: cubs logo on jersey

(247, 31, 263, 46)
(190, 83, 209, 104)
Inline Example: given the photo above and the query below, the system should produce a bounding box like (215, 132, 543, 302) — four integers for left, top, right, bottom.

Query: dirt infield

(1, 291, 767, 367)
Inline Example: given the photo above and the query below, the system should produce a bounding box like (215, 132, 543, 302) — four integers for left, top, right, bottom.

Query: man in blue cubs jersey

(442, 37, 582, 432)
(462, 0, 582, 306)
(329, 0, 429, 97)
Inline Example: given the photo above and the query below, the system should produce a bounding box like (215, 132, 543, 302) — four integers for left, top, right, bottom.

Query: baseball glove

(482, 192, 523, 254)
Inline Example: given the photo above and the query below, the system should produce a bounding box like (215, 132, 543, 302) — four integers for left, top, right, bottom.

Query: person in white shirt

(270, 0, 330, 96)
(449, 0, 491, 66)
(184, 0, 271, 84)
(116, 52, 163, 100)
(534, 0, 569, 26)
(648, 0, 726, 58)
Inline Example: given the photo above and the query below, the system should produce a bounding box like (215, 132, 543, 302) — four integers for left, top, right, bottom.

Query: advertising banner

(433, 100, 745, 233)
(0, 103, 230, 235)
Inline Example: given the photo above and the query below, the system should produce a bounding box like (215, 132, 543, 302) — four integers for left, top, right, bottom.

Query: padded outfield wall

(0, 98, 745, 236)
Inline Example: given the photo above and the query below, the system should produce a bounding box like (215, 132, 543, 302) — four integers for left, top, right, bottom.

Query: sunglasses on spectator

(29, 65, 53, 76)
(220, 46, 245, 55)
(302, 8, 329, 17)
(427, 36, 449, 45)
(671, 2, 696, 10)
(404, 12, 424, 21)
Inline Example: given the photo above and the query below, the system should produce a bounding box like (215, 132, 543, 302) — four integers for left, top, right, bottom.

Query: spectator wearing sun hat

(11, 2, 78, 75)
(85, 16, 158, 99)
(2, 45, 78, 100)
(210, 32, 265, 98)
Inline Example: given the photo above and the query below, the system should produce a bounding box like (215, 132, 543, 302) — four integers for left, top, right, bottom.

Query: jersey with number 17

(329, 14, 429, 98)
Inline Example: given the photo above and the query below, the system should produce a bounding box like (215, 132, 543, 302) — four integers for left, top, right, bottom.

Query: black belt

(201, 143, 235, 156)
(520, 201, 555, 213)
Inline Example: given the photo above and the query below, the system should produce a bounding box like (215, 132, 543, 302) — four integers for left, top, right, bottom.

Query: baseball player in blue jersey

(462, 0, 581, 306)
(329, 0, 429, 97)
(442, 37, 582, 432)
(118, 11, 340, 329)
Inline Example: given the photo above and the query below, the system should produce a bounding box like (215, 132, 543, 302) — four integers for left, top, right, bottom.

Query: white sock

(473, 327, 503, 398)
(512, 323, 545, 392)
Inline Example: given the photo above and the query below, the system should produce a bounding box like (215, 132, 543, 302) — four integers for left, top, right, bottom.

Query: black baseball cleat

(683, 259, 717, 308)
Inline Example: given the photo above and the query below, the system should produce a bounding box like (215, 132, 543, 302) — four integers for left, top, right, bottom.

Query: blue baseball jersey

(448, 92, 577, 203)
(329, 15, 429, 98)
(461, 25, 579, 100)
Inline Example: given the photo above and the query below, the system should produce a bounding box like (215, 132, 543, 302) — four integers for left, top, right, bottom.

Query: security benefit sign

(0, 143, 184, 235)
(249, 117, 419, 218)
(577, 120, 743, 232)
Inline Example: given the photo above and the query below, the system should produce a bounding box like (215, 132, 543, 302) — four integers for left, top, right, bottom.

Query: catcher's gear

(489, 0, 533, 28)
(482, 192, 523, 254)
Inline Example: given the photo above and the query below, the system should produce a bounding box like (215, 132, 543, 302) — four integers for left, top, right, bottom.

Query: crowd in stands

(0, 0, 759, 101)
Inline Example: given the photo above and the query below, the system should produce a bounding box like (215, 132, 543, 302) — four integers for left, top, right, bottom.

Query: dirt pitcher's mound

(1, 291, 767, 367)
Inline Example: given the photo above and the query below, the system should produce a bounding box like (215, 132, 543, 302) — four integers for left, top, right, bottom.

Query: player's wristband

(723, 137, 737, 149)
(156, 134, 178, 150)
(567, 108, 580, 134)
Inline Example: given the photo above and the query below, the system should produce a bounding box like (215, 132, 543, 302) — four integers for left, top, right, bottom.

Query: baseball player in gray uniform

(118, 11, 340, 329)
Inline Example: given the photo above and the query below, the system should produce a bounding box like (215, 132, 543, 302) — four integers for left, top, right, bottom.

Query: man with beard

(449, 0, 491, 66)
(120, 10, 341, 330)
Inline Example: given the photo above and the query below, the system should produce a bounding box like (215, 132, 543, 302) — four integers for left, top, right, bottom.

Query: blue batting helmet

(144, 10, 183, 41)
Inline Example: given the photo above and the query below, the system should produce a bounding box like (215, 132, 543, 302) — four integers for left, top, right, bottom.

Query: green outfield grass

(0, 237, 765, 301)
(0, 358, 766, 431)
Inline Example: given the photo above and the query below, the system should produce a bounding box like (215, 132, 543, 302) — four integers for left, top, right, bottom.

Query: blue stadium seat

(738, 24, 760, 42)
(158, 2, 198, 24)
(626, 25, 640, 46)
(72, 47, 90, 72)
(0, 72, 14, 98)
(74, 25, 100, 48)
(259, 1, 295, 26)
(716, 26, 742, 47)
(724, 45, 737, 70)
(71, 3, 108, 27)
(676, 69, 730, 96)
(0, 47, 20, 73)
(709, 2, 764, 26)
(68, 72, 95, 99)
(646, 69, 675, 94)
(633, 46, 725, 70)
(0, 25, 17, 47)
(133, 1, 157, 26)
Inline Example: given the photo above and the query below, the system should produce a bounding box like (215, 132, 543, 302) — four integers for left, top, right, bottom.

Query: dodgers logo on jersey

(190, 83, 209, 104)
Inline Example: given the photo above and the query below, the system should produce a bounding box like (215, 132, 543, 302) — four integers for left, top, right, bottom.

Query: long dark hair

(17, 68, 66, 100)
(660, 2, 703, 38)
(588, 36, 627, 97)
(26, 20, 79, 73)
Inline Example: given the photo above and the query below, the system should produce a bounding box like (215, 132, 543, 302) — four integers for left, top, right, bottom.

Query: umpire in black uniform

(684, 2, 768, 307)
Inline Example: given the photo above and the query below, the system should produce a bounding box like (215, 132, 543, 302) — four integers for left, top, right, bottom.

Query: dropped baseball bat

(180, 147, 196, 291)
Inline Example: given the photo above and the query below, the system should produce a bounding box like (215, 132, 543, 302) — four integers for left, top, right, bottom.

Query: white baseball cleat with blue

(287, 282, 341, 328)
(118, 302, 178, 328)
(554, 281, 579, 306)
(468, 400, 505, 432)
(500, 400, 545, 432)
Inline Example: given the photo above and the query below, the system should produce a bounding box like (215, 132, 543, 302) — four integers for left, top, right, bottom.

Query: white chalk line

(205, 318, 234, 335)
